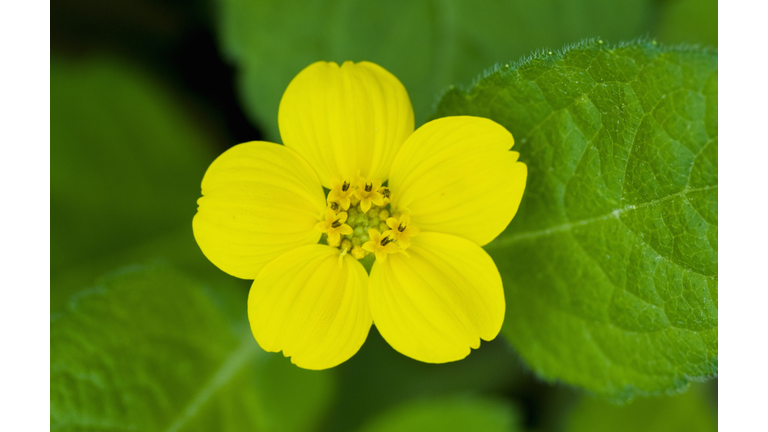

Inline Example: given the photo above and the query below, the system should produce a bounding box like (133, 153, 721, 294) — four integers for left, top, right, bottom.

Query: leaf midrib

(163, 335, 261, 432)
(486, 184, 717, 249)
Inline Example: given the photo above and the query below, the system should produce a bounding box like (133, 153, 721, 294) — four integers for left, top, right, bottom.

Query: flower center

(336, 197, 391, 259)
(320, 176, 417, 261)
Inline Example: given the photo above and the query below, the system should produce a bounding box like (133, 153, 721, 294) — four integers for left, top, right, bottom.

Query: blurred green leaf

(356, 397, 521, 432)
(218, 0, 653, 139)
(322, 328, 523, 432)
(51, 264, 334, 432)
(567, 383, 716, 432)
(432, 40, 717, 400)
(50, 58, 215, 278)
(50, 228, 201, 314)
(655, 0, 717, 47)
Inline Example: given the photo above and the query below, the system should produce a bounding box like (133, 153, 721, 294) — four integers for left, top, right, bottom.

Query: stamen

(331, 220, 342, 228)
(380, 236, 393, 246)
(365, 182, 373, 192)
(342, 181, 350, 192)
(398, 223, 406, 232)
(330, 202, 339, 211)
(381, 187, 390, 198)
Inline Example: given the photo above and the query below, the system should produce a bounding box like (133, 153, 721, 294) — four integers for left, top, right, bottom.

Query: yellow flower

(314, 209, 353, 247)
(327, 178, 354, 211)
(362, 228, 401, 261)
(193, 61, 527, 370)
(384, 211, 419, 250)
(354, 177, 385, 213)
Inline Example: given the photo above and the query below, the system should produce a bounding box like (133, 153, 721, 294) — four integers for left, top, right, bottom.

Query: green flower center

(339, 202, 391, 248)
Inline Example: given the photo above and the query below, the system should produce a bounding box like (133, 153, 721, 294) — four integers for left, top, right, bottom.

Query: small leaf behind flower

(356, 396, 521, 432)
(567, 383, 716, 432)
(432, 40, 717, 400)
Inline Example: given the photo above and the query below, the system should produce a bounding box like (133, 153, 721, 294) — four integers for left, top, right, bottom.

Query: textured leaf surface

(432, 40, 717, 399)
(567, 383, 716, 432)
(217, 0, 652, 139)
(51, 264, 334, 432)
(356, 397, 520, 432)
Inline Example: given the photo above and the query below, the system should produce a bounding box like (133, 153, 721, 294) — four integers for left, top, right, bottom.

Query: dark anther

(331, 220, 342, 228)
(365, 182, 373, 192)
(342, 181, 350, 192)
(330, 202, 339, 211)
(381, 187, 391, 198)
(398, 223, 406, 232)
(380, 236, 393, 246)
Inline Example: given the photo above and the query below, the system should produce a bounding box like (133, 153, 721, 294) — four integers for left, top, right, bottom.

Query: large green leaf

(567, 383, 716, 432)
(355, 397, 521, 432)
(217, 0, 652, 140)
(431, 40, 717, 400)
(51, 264, 334, 431)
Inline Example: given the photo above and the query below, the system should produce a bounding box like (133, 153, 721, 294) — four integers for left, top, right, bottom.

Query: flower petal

(193, 142, 326, 279)
(279, 61, 414, 188)
(248, 245, 372, 370)
(388, 116, 527, 246)
(368, 232, 505, 363)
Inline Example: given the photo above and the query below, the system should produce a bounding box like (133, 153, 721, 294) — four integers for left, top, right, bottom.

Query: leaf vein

(487, 185, 716, 249)
(163, 336, 261, 432)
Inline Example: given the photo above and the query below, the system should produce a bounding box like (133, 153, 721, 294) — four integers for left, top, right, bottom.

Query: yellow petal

(386, 217, 398, 230)
(327, 233, 341, 247)
(248, 245, 372, 370)
(368, 232, 505, 363)
(279, 61, 414, 188)
(397, 237, 411, 250)
(388, 116, 527, 246)
(362, 241, 375, 253)
(193, 142, 325, 279)
(360, 197, 372, 213)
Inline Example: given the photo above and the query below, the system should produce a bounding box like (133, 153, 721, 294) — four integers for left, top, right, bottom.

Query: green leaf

(567, 383, 717, 432)
(50, 58, 215, 278)
(51, 264, 334, 432)
(431, 40, 717, 400)
(323, 328, 523, 432)
(217, 0, 653, 140)
(355, 397, 521, 432)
